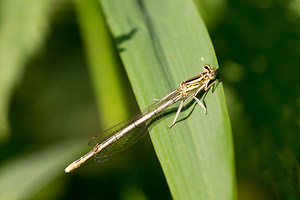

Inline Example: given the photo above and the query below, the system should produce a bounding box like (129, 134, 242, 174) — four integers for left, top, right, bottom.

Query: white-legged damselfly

(65, 64, 218, 173)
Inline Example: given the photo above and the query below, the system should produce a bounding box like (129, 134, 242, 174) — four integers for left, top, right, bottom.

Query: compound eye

(209, 71, 217, 79)
(203, 64, 210, 71)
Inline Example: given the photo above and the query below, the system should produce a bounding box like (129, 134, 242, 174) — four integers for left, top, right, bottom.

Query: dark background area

(209, 0, 300, 199)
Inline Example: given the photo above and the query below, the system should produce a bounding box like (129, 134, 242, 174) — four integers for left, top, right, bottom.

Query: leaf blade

(100, 0, 236, 199)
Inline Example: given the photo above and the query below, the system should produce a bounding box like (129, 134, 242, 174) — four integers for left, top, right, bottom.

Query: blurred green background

(0, 0, 299, 199)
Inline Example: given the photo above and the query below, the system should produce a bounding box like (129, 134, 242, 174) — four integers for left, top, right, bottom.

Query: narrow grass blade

(74, 0, 131, 127)
(100, 0, 236, 199)
(0, 140, 86, 200)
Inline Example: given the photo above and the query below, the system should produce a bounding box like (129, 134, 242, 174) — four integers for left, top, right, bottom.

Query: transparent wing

(93, 122, 148, 163)
(88, 87, 183, 163)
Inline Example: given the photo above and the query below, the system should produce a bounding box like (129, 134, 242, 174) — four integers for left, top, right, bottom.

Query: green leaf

(100, 0, 236, 199)
(74, 0, 131, 127)
(0, 0, 52, 141)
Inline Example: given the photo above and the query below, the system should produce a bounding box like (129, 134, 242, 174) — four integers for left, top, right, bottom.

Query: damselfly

(65, 64, 217, 173)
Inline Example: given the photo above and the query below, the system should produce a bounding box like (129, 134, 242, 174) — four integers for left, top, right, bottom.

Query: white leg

(193, 96, 207, 114)
(205, 80, 217, 91)
(194, 84, 205, 97)
(195, 80, 216, 114)
(169, 80, 217, 127)
(169, 99, 185, 128)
